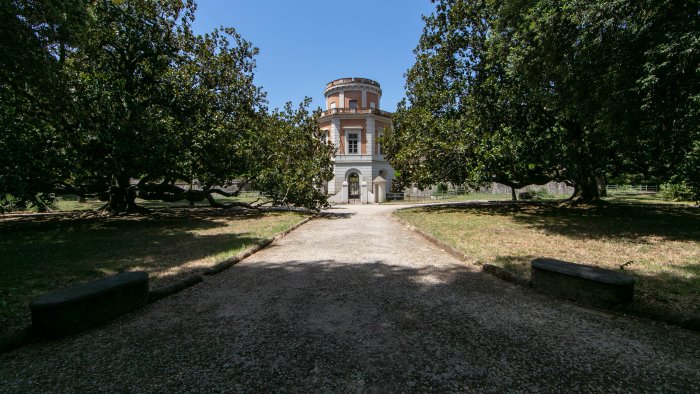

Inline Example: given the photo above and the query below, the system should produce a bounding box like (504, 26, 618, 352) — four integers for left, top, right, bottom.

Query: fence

(236, 191, 268, 199)
(386, 193, 405, 201)
(399, 181, 575, 201)
(481, 182, 574, 196)
(239, 183, 658, 203)
(605, 184, 657, 193)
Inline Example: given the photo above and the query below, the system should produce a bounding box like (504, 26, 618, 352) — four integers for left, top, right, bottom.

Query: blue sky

(191, 1, 435, 112)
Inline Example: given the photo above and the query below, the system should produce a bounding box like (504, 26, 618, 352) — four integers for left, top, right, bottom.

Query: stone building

(318, 77, 394, 203)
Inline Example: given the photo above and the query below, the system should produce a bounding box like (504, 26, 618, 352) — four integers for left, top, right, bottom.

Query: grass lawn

(50, 194, 263, 212)
(603, 192, 695, 205)
(0, 209, 307, 338)
(394, 198, 700, 325)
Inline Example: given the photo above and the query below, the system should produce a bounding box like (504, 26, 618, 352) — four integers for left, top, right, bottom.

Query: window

(330, 102, 336, 109)
(348, 132, 358, 154)
(320, 130, 328, 144)
(377, 130, 383, 154)
(349, 100, 358, 109)
(370, 101, 376, 109)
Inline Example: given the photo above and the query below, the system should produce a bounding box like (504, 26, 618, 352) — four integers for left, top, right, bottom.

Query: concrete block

(30, 272, 149, 337)
(531, 258, 634, 305)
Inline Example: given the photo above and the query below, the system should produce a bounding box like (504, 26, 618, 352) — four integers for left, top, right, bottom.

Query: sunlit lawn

(0, 209, 306, 338)
(603, 192, 694, 205)
(395, 198, 700, 324)
(50, 194, 263, 212)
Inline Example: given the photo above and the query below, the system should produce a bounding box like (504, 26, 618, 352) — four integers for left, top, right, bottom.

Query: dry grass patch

(395, 201, 700, 325)
(0, 209, 307, 338)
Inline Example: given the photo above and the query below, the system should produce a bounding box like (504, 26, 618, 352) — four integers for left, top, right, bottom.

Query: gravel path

(2, 204, 699, 392)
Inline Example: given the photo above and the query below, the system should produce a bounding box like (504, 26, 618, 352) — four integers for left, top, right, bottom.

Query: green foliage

(249, 100, 335, 210)
(169, 24, 267, 192)
(680, 142, 700, 203)
(1, 0, 333, 212)
(0, 193, 54, 213)
(0, 0, 84, 212)
(661, 183, 694, 202)
(529, 189, 554, 200)
(63, 0, 191, 211)
(386, 0, 700, 204)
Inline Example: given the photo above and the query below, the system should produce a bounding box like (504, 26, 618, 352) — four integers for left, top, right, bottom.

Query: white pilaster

(366, 116, 375, 156)
(328, 116, 341, 195)
(361, 90, 367, 108)
(331, 116, 340, 148)
(361, 181, 368, 204)
(339, 91, 345, 108)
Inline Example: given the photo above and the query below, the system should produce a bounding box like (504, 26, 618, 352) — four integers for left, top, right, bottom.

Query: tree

(0, 0, 88, 211)
(248, 100, 335, 210)
(63, 0, 195, 212)
(386, 0, 699, 203)
(1, 0, 335, 213)
(134, 24, 269, 209)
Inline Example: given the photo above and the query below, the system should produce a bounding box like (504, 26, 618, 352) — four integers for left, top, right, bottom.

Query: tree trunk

(563, 119, 601, 204)
(571, 171, 600, 203)
(511, 187, 517, 201)
(106, 175, 141, 213)
(596, 175, 607, 197)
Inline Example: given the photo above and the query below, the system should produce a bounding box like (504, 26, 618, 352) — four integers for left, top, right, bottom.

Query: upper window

(349, 100, 358, 109)
(348, 132, 358, 154)
(377, 130, 383, 154)
(330, 102, 336, 109)
(370, 102, 376, 109)
(320, 130, 328, 144)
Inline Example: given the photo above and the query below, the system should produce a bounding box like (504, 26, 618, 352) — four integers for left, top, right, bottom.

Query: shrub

(661, 183, 694, 201)
(530, 189, 555, 199)
(518, 191, 533, 200)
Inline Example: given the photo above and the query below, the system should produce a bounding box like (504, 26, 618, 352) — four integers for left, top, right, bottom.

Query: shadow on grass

(0, 210, 284, 338)
(408, 201, 700, 242)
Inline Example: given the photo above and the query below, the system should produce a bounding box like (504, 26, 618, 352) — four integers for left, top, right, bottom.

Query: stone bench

(531, 258, 634, 305)
(30, 272, 149, 337)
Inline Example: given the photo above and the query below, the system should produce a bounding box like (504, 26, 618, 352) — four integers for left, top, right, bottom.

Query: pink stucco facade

(318, 77, 395, 203)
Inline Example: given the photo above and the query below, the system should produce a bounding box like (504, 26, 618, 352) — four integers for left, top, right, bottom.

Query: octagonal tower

(318, 77, 394, 203)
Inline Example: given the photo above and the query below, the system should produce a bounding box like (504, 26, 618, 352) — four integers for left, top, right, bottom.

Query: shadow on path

(2, 258, 699, 392)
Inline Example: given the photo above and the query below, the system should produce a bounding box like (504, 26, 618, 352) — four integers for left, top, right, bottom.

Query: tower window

(349, 100, 358, 109)
(370, 102, 376, 109)
(330, 102, 336, 109)
(348, 132, 358, 154)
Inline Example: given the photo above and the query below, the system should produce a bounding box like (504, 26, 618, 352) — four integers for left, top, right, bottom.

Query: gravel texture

(1, 203, 699, 392)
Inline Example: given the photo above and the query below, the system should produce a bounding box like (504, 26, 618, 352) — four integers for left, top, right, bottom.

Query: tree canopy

(385, 0, 700, 202)
(1, 0, 334, 212)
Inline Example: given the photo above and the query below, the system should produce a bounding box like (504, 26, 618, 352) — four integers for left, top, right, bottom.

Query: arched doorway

(348, 172, 360, 202)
